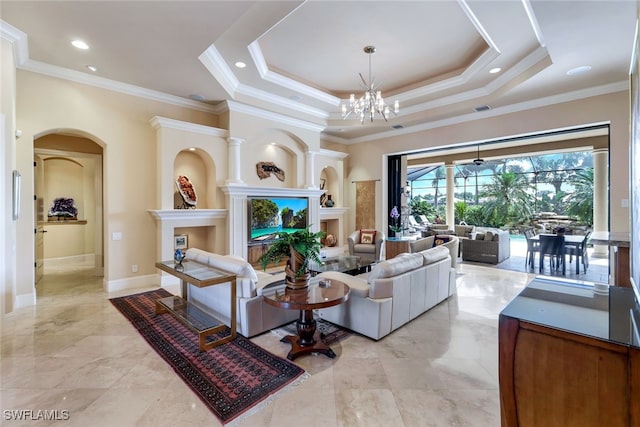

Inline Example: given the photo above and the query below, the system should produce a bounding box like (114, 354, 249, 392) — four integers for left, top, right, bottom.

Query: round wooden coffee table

(263, 278, 350, 361)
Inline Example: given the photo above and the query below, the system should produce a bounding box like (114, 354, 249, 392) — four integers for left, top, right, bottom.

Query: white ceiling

(0, 0, 636, 143)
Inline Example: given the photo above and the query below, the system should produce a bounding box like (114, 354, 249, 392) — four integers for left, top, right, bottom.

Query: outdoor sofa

(461, 227, 510, 264)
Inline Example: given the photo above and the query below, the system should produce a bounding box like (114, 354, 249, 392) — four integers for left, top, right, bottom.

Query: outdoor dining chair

(524, 228, 540, 269)
(565, 231, 591, 274)
(539, 234, 566, 275)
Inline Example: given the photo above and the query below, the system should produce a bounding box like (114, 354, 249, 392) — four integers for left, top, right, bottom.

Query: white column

(592, 148, 609, 258)
(305, 150, 317, 189)
(445, 164, 455, 227)
(227, 194, 248, 258)
(226, 137, 246, 185)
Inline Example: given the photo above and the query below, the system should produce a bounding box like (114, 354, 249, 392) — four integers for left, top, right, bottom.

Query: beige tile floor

(1, 260, 534, 426)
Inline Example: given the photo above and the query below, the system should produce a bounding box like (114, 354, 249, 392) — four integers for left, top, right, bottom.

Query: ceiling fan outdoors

(473, 145, 484, 166)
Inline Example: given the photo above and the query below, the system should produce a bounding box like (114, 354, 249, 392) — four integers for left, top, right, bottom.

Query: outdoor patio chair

(408, 216, 427, 231)
(418, 215, 431, 225)
(539, 234, 566, 275)
(565, 230, 591, 274)
(524, 228, 540, 269)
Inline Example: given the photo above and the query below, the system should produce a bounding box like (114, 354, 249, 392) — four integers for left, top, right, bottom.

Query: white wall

(14, 70, 218, 303)
(1, 37, 19, 312)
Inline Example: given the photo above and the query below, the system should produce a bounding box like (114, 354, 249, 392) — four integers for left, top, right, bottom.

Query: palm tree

(454, 201, 468, 224)
(533, 152, 591, 212)
(481, 172, 533, 227)
(564, 168, 593, 224)
(431, 166, 446, 210)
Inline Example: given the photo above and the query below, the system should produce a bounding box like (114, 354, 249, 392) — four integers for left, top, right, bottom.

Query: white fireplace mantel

(148, 209, 228, 268)
(148, 209, 228, 222)
(220, 185, 325, 199)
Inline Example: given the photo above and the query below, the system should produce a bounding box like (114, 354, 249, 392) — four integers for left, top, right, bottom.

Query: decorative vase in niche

(325, 195, 334, 207)
(324, 234, 337, 247)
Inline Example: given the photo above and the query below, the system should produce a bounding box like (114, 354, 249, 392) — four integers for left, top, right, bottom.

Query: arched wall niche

(320, 166, 340, 207)
(243, 128, 307, 187)
(43, 157, 83, 212)
(173, 149, 217, 209)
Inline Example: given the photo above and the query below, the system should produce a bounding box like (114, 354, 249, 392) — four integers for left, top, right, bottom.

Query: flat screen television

(248, 197, 309, 243)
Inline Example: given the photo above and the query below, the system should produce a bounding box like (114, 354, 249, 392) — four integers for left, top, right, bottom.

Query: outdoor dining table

(530, 233, 589, 274)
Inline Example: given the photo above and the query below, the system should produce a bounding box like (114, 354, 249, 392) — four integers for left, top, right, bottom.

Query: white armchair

(347, 229, 385, 264)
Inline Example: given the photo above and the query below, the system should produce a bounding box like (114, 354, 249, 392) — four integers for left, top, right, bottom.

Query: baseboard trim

(14, 292, 36, 309)
(104, 274, 159, 293)
(44, 253, 95, 266)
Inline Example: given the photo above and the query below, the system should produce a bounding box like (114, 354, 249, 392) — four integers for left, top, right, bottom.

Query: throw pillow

(484, 231, 495, 241)
(475, 232, 485, 240)
(360, 229, 377, 244)
(434, 235, 451, 246)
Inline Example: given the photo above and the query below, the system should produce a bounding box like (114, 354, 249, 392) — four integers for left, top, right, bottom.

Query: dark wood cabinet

(247, 243, 269, 266)
(247, 242, 287, 268)
(499, 279, 640, 427)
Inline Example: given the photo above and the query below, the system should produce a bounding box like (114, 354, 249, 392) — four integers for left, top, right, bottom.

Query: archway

(34, 132, 104, 288)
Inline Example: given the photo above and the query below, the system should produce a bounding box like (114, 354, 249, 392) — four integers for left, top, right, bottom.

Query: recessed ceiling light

(271, 142, 277, 145)
(489, 67, 501, 74)
(71, 39, 89, 50)
(567, 65, 591, 76)
(86, 65, 97, 72)
(235, 61, 246, 68)
(188, 147, 196, 151)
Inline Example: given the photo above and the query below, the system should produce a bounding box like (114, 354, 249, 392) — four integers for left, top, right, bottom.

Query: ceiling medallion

(341, 46, 399, 124)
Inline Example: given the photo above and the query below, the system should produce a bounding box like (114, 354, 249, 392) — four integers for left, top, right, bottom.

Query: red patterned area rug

(110, 289, 307, 426)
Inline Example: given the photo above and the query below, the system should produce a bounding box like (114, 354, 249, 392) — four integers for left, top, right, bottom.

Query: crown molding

(334, 80, 627, 145)
(248, 41, 341, 107)
(1, 20, 219, 114)
(19, 58, 219, 113)
(227, 100, 325, 133)
(198, 44, 240, 98)
(235, 82, 330, 119)
(395, 46, 551, 118)
(318, 148, 349, 159)
(522, 0, 546, 47)
(459, 0, 501, 53)
(0, 20, 29, 65)
(149, 116, 228, 137)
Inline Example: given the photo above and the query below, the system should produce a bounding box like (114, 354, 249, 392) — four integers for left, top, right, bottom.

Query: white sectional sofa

(182, 248, 297, 337)
(317, 242, 457, 340)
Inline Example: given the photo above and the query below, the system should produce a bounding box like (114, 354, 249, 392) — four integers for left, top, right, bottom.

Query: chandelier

(341, 46, 399, 123)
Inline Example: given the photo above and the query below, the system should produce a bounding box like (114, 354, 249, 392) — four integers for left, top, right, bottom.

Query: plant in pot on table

(389, 205, 403, 237)
(258, 226, 325, 289)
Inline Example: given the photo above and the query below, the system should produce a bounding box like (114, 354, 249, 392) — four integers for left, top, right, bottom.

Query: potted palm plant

(258, 226, 325, 289)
